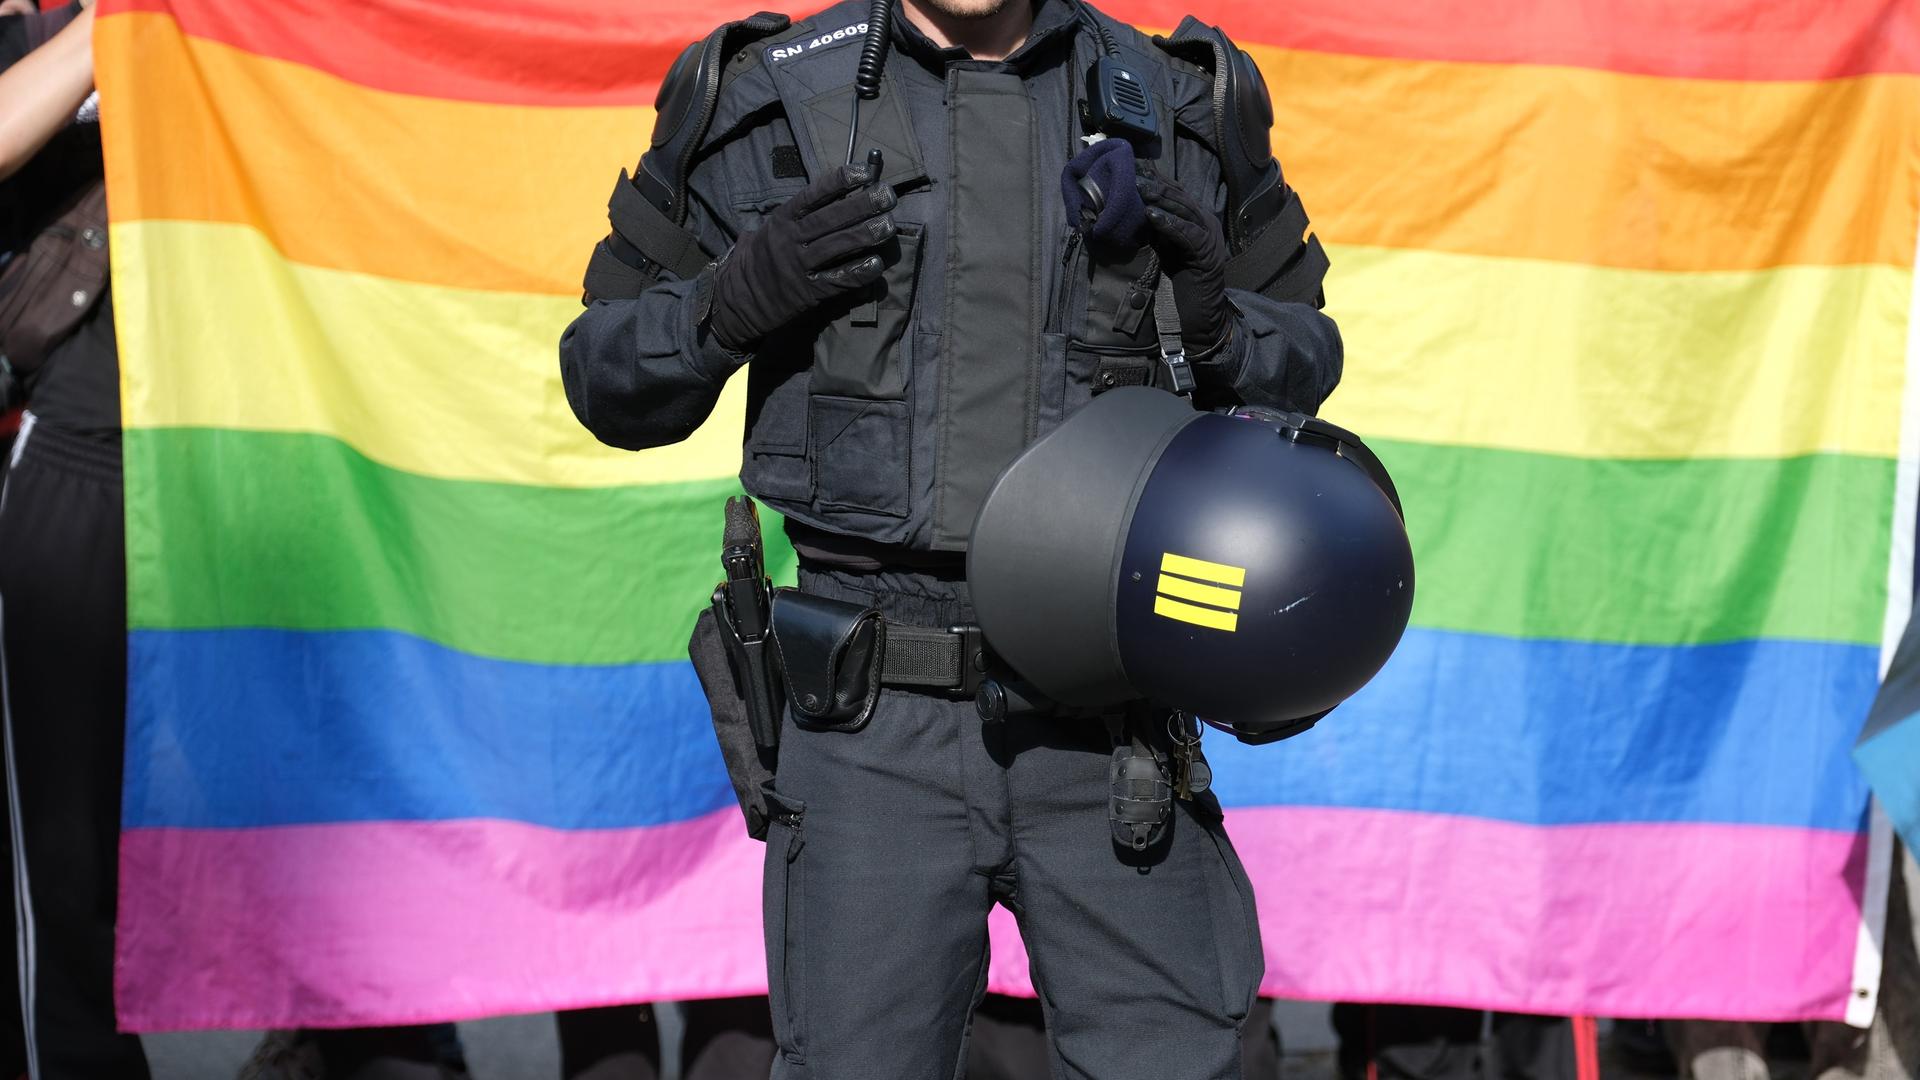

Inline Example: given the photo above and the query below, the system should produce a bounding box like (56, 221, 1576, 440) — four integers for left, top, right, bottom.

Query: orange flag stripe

(1251, 44, 1919, 274)
(98, 12, 641, 297)
(100, 12, 1917, 299)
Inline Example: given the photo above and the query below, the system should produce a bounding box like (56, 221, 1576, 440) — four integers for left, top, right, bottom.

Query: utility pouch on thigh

(690, 608, 778, 841)
(772, 591, 885, 732)
(1108, 710, 1173, 853)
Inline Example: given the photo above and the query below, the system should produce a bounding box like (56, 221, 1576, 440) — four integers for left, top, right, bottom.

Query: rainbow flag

(101, 0, 1919, 1031)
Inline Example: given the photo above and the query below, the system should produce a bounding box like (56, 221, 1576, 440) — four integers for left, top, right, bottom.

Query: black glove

(1137, 174, 1232, 357)
(706, 162, 898, 354)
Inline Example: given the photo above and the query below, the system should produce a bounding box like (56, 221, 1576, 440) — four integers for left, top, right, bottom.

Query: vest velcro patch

(770, 145, 807, 179)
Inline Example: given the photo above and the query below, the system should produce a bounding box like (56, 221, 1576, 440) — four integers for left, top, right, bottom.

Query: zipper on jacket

(1048, 229, 1084, 337)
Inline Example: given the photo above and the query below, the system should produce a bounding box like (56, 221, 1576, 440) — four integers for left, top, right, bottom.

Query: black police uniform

(560, 1, 1341, 1075)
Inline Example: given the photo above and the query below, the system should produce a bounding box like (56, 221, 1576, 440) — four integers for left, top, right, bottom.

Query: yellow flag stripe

(115, 221, 1905, 484)
(112, 220, 745, 489)
(1156, 574, 1244, 610)
(1160, 553, 1248, 587)
(1319, 246, 1907, 461)
(1155, 595, 1241, 633)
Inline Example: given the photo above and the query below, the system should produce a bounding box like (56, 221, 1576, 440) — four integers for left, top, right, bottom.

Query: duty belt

(877, 622, 988, 697)
(769, 586, 987, 731)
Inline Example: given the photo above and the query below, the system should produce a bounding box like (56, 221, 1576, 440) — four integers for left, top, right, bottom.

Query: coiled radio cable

(845, 0, 893, 163)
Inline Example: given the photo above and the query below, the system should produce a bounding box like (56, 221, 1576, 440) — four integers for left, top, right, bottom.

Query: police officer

(561, 0, 1340, 1073)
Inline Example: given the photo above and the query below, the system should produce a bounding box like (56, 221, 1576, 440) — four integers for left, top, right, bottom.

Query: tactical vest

(609, 0, 1326, 556)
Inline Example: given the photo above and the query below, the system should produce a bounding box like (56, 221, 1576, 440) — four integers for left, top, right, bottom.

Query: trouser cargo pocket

(1195, 799, 1263, 1021)
(763, 788, 809, 1064)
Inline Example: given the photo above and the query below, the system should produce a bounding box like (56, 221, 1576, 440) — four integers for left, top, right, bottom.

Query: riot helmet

(967, 387, 1414, 741)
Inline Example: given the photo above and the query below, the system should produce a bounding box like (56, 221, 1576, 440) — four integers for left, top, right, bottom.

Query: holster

(691, 495, 786, 841)
(689, 608, 779, 840)
(771, 591, 885, 732)
(713, 583, 783, 754)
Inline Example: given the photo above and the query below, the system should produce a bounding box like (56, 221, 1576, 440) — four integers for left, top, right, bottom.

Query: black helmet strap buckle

(1151, 274, 1195, 397)
(1288, 416, 1405, 521)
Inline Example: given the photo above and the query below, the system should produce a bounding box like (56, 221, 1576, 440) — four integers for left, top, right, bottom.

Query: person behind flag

(1330, 1007, 1592, 1080)
(0, 1, 152, 1076)
(559, 0, 1340, 1073)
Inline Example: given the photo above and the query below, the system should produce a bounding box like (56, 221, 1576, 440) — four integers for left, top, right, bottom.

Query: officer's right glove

(705, 162, 898, 354)
(1137, 174, 1233, 359)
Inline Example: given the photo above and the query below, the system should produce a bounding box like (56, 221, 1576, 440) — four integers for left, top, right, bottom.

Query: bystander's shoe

(237, 1031, 325, 1080)
(1609, 1019, 1676, 1076)
(237, 1028, 472, 1080)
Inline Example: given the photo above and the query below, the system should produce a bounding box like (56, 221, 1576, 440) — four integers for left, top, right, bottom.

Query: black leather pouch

(771, 590, 885, 732)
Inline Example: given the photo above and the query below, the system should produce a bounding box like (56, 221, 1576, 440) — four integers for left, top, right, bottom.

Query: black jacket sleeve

(0, 14, 27, 71)
(1169, 109, 1343, 416)
(1195, 286, 1344, 416)
(557, 153, 746, 451)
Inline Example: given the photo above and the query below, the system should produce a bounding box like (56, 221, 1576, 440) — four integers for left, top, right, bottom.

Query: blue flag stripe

(1215, 629, 1875, 832)
(125, 627, 1876, 831)
(123, 628, 733, 831)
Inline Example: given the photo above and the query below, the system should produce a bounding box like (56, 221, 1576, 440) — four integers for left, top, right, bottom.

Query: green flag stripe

(125, 427, 796, 666)
(1375, 438, 1891, 647)
(126, 428, 1889, 664)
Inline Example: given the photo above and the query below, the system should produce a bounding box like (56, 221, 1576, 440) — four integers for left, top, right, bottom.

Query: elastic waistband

(797, 564, 975, 628)
(785, 520, 968, 574)
(13, 414, 122, 485)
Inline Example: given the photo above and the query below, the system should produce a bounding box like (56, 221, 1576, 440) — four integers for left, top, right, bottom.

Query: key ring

(1167, 709, 1201, 748)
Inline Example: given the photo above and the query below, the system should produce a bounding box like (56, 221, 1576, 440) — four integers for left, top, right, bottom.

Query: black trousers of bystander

(0, 419, 150, 1080)
(1333, 1005, 1591, 1080)
(558, 999, 777, 1080)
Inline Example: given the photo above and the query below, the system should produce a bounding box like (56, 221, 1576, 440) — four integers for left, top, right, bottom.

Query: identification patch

(1153, 552, 1245, 633)
(766, 23, 869, 63)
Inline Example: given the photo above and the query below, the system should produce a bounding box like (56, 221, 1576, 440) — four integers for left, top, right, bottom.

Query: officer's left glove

(1137, 174, 1232, 358)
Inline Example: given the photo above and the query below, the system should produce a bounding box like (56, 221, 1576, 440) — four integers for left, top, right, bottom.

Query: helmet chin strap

(1152, 276, 1195, 397)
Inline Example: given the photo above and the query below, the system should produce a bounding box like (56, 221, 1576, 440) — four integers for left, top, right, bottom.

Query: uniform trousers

(0, 417, 150, 1079)
(763, 566, 1263, 1080)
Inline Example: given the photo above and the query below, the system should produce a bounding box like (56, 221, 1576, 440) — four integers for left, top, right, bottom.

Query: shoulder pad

(1155, 18, 1327, 307)
(1155, 19, 1277, 244)
(637, 11, 792, 220)
(589, 12, 790, 301)
(651, 41, 706, 152)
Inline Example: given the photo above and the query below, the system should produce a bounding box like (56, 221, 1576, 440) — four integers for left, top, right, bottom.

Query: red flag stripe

(105, 0, 1920, 109)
